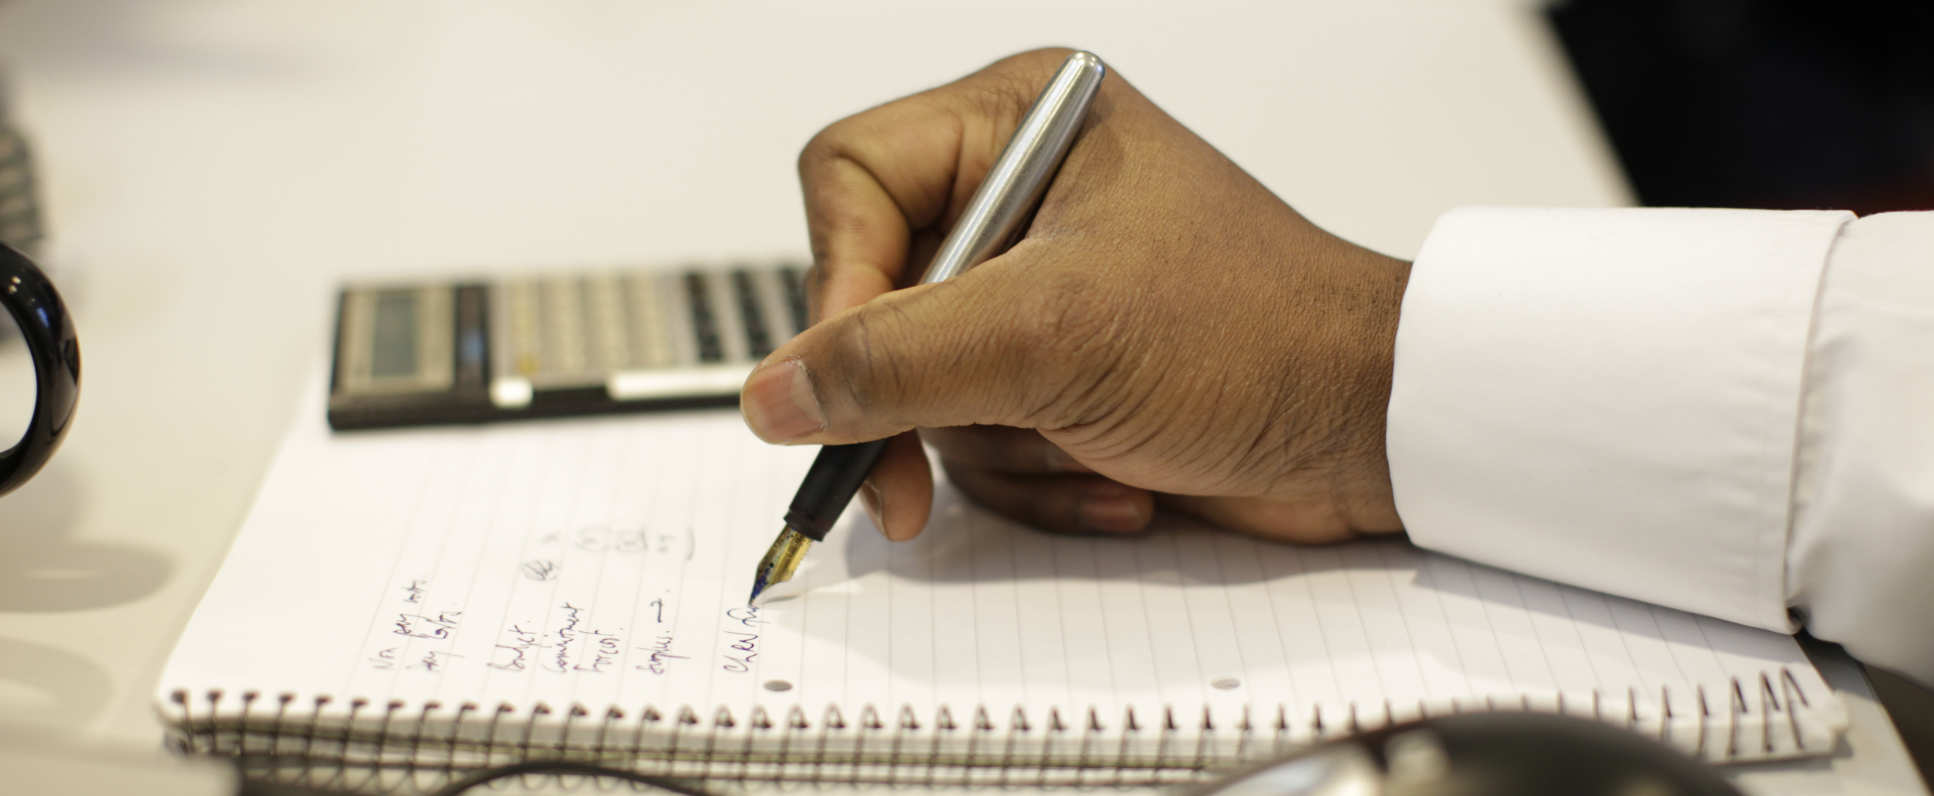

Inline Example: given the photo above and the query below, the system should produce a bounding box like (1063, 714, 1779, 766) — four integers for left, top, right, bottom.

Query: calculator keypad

(487, 264, 810, 408)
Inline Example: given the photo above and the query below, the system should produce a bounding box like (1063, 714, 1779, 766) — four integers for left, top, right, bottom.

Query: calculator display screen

(369, 291, 419, 378)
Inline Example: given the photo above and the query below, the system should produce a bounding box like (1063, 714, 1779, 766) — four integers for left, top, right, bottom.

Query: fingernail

(1078, 490, 1147, 534)
(859, 480, 890, 538)
(741, 358, 825, 442)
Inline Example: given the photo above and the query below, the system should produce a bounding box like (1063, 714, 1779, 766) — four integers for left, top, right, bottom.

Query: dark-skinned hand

(741, 48, 1409, 545)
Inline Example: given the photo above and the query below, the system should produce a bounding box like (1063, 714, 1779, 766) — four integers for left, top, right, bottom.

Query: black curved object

(0, 241, 78, 495)
(1195, 712, 1743, 796)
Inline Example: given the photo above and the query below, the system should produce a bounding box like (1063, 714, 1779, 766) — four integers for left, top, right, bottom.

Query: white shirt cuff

(1387, 207, 1852, 631)
(1788, 211, 1934, 682)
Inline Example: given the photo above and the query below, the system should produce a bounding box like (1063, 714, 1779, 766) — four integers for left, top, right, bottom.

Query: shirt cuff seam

(1778, 213, 1858, 631)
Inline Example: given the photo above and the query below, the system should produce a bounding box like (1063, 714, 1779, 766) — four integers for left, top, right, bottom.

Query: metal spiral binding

(169, 665, 1824, 792)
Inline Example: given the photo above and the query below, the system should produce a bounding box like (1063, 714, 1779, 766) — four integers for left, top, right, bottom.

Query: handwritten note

(161, 405, 1834, 758)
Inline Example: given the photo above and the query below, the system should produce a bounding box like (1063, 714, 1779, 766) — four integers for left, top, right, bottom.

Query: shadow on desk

(1870, 667, 1934, 788)
(0, 638, 112, 727)
(0, 463, 171, 611)
(0, 464, 163, 728)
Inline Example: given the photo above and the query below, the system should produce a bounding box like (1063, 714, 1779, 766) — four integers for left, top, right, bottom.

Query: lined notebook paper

(158, 404, 1847, 785)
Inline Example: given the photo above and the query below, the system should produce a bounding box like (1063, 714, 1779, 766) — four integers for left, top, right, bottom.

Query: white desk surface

(0, 1, 1919, 793)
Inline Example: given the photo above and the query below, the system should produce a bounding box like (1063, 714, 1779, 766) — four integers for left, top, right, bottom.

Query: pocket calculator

(327, 263, 810, 430)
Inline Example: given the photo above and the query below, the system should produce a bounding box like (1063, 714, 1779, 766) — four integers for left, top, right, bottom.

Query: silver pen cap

(918, 51, 1106, 286)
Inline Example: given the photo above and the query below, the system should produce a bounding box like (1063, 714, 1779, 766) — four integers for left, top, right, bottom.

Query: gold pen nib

(748, 526, 812, 605)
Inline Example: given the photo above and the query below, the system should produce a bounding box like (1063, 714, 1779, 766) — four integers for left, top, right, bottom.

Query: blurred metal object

(0, 72, 45, 259)
(1193, 712, 1744, 796)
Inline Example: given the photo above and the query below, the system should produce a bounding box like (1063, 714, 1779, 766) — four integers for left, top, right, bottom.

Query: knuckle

(796, 120, 856, 177)
(795, 133, 825, 177)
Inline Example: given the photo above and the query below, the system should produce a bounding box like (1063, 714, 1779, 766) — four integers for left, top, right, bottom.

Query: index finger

(795, 48, 1094, 325)
(796, 96, 967, 322)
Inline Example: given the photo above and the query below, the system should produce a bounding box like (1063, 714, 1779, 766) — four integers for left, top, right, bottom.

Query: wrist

(1335, 248, 1410, 534)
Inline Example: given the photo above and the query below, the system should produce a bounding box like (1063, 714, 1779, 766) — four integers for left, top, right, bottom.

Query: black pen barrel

(782, 440, 888, 541)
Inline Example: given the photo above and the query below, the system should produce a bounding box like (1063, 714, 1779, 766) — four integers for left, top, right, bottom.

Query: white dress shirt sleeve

(1387, 207, 1934, 686)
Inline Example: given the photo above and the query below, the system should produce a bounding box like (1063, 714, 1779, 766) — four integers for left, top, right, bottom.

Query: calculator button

(731, 268, 774, 358)
(453, 283, 489, 390)
(683, 272, 725, 363)
(620, 272, 668, 370)
(491, 377, 533, 409)
(606, 364, 754, 402)
(704, 268, 753, 363)
(753, 266, 800, 350)
(487, 279, 535, 406)
(583, 271, 630, 372)
(539, 276, 588, 376)
(779, 264, 809, 333)
(493, 279, 537, 377)
(655, 271, 699, 367)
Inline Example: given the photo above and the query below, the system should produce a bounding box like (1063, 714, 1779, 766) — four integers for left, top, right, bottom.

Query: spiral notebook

(157, 401, 1848, 787)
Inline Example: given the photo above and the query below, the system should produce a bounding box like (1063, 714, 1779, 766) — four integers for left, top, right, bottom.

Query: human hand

(741, 48, 1410, 544)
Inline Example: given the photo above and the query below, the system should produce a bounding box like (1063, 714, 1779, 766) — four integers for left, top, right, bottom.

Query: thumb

(739, 258, 1071, 445)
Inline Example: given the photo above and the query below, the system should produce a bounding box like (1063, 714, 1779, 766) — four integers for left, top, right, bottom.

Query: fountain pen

(748, 51, 1107, 604)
